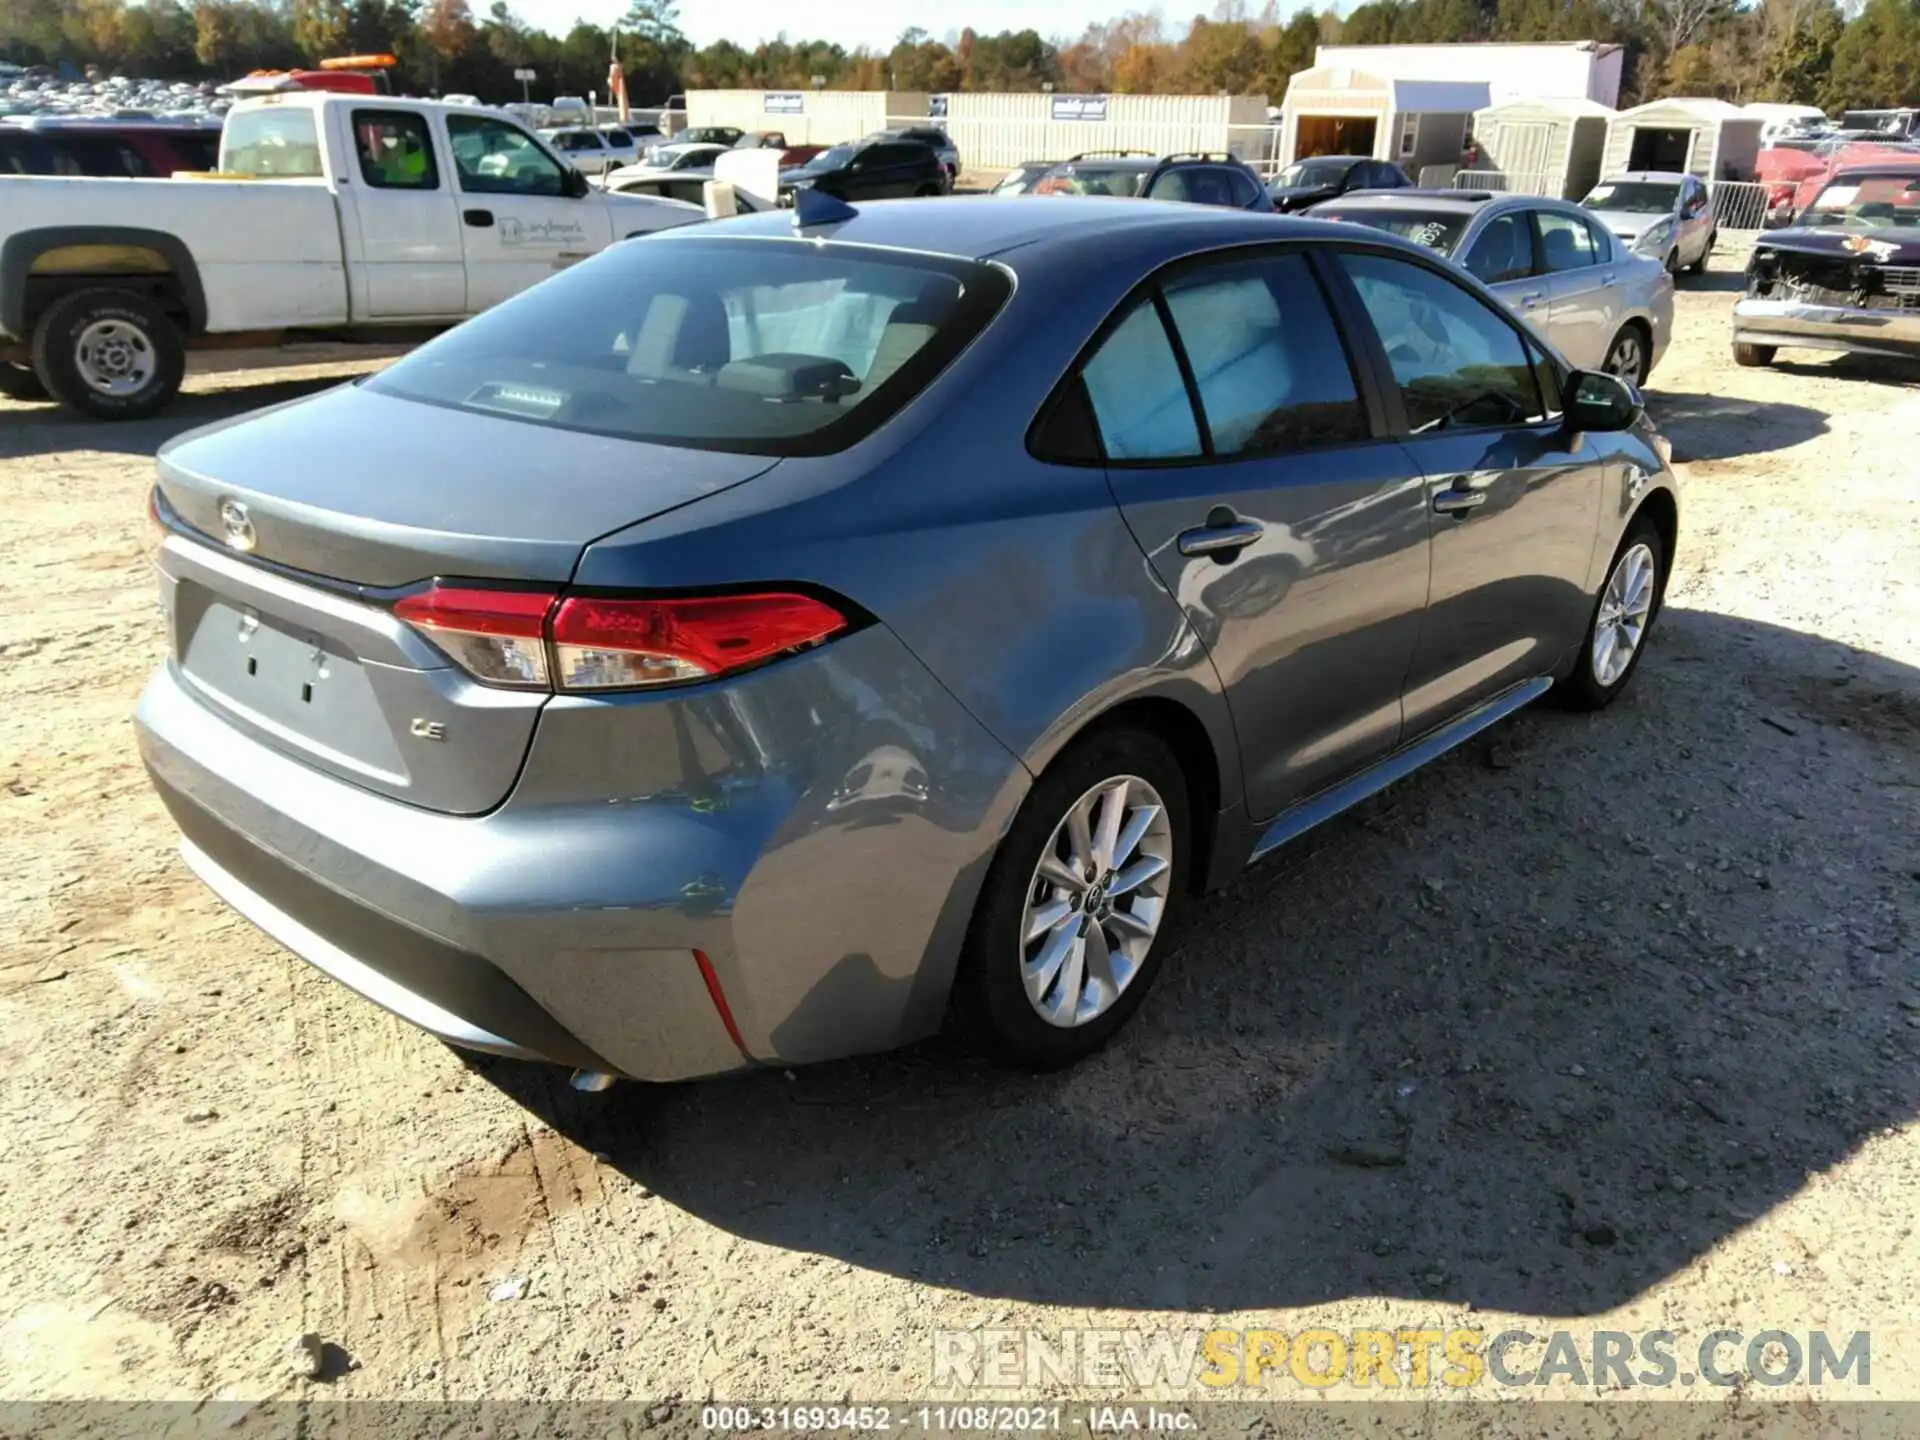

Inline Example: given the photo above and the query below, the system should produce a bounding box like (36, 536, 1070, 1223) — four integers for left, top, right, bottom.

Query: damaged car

(1733, 166, 1920, 367)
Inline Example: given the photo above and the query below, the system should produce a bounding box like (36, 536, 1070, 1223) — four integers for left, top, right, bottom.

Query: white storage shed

(1470, 96, 1614, 199)
(1601, 97, 1766, 183)
(1314, 42, 1624, 107)
(1279, 66, 1490, 171)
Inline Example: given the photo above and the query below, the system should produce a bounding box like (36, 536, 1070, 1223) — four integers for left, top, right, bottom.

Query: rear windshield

(1036, 165, 1148, 197)
(221, 106, 323, 177)
(367, 237, 1011, 455)
(1583, 181, 1679, 214)
(1315, 208, 1467, 255)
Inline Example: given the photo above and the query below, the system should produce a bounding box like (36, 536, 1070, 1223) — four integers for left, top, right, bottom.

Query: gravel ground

(0, 269, 1916, 1420)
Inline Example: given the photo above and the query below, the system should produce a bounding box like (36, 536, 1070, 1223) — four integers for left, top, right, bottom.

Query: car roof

(675, 194, 1364, 264)
(1606, 171, 1689, 183)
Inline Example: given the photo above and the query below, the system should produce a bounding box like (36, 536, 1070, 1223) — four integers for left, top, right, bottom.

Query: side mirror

(562, 167, 590, 198)
(1564, 369, 1643, 432)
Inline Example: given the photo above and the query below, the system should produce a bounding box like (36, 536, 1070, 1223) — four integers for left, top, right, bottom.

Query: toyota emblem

(218, 498, 257, 553)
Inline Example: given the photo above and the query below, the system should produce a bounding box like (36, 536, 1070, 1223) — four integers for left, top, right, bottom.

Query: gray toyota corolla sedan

(137, 196, 1679, 1085)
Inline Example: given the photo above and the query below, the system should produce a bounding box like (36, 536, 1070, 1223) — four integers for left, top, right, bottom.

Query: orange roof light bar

(318, 54, 398, 71)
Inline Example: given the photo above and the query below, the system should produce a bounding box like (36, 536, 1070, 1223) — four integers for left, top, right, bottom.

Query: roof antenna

(791, 187, 859, 230)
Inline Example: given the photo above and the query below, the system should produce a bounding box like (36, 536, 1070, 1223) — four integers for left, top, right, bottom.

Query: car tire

(957, 726, 1191, 1070)
(1548, 517, 1665, 712)
(1732, 341, 1776, 368)
(1689, 232, 1714, 273)
(1664, 249, 1680, 275)
(31, 287, 185, 421)
(1603, 323, 1652, 386)
(0, 360, 47, 402)
(914, 183, 940, 197)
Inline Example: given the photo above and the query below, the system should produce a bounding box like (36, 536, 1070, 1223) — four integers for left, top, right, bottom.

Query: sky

(511, 0, 1139, 52)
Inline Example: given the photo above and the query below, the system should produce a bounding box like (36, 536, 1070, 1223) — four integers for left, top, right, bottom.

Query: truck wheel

(0, 361, 47, 402)
(1732, 342, 1776, 368)
(31, 288, 185, 421)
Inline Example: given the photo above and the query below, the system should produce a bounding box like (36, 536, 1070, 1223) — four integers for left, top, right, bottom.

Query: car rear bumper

(137, 623, 1031, 1081)
(1732, 297, 1920, 359)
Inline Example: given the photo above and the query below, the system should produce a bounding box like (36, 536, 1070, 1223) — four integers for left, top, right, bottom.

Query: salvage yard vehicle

(1310, 189, 1673, 383)
(1733, 167, 1920, 367)
(0, 92, 702, 418)
(1580, 171, 1716, 275)
(137, 196, 1678, 1087)
(1033, 151, 1274, 210)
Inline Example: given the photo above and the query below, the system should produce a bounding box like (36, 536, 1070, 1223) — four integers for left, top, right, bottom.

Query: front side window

(1336, 251, 1546, 433)
(367, 238, 1010, 455)
(1535, 211, 1599, 272)
(1161, 255, 1367, 456)
(1463, 212, 1536, 284)
(447, 114, 564, 196)
(1080, 302, 1202, 460)
(354, 109, 439, 190)
(1228, 168, 1262, 207)
(220, 105, 323, 178)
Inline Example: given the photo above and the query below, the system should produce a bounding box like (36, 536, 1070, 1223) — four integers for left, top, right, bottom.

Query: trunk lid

(155, 382, 777, 814)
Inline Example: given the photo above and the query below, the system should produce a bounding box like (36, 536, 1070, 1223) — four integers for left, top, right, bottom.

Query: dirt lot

(1, 270, 1917, 1419)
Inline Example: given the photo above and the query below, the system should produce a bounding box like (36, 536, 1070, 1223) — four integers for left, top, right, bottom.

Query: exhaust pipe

(569, 1069, 619, 1093)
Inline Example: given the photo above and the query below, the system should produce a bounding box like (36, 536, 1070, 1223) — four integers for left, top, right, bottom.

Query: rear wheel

(958, 727, 1190, 1069)
(1550, 518, 1664, 711)
(1603, 324, 1650, 386)
(1732, 341, 1776, 368)
(30, 287, 185, 421)
(0, 361, 47, 402)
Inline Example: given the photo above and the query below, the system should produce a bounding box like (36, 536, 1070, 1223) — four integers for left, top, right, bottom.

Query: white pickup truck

(0, 92, 703, 418)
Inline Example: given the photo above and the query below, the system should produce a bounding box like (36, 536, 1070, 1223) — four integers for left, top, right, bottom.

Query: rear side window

(1161, 255, 1367, 456)
(1080, 302, 1202, 460)
(220, 106, 323, 177)
(1463, 212, 1536, 283)
(367, 237, 1011, 456)
(1151, 167, 1236, 207)
(1535, 211, 1599, 272)
(1336, 251, 1546, 433)
(353, 109, 439, 190)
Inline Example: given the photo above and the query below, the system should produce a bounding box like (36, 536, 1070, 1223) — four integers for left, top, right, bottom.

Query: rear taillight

(393, 585, 556, 688)
(394, 583, 848, 693)
(550, 593, 847, 690)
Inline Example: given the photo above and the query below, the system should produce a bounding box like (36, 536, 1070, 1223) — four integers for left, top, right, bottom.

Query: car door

(1531, 207, 1614, 369)
(342, 107, 465, 318)
(1678, 177, 1713, 263)
(1460, 209, 1543, 328)
(443, 112, 614, 313)
(1078, 250, 1433, 819)
(1328, 248, 1605, 732)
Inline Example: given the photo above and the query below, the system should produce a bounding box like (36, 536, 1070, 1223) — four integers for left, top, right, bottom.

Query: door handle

(463, 209, 495, 228)
(1177, 513, 1264, 560)
(1432, 485, 1488, 516)
(1518, 291, 1544, 309)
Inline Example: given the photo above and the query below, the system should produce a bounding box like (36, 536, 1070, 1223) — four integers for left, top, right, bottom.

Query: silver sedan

(1310, 190, 1676, 383)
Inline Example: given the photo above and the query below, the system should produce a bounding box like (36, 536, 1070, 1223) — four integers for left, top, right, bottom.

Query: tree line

(4, 0, 1919, 113)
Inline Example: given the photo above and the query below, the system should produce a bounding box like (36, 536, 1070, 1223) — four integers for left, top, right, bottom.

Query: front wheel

(1603, 324, 1651, 386)
(1732, 341, 1776, 368)
(958, 727, 1190, 1069)
(1549, 520, 1665, 711)
(1689, 233, 1714, 274)
(31, 287, 185, 420)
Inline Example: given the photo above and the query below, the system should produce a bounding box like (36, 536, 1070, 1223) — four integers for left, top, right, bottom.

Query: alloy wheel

(1591, 541, 1656, 687)
(1606, 331, 1644, 383)
(1018, 775, 1173, 1028)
